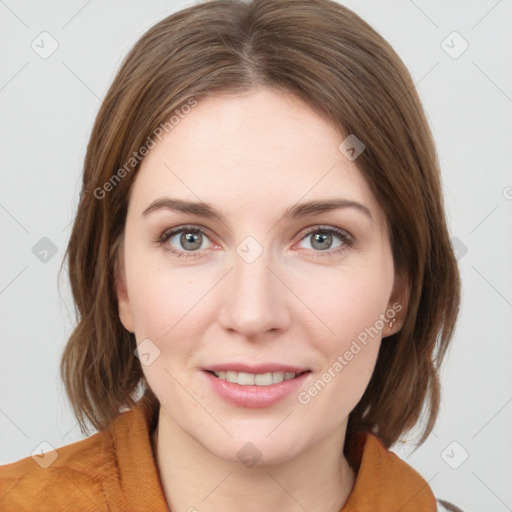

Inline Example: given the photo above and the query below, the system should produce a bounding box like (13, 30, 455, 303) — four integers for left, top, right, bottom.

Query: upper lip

(204, 363, 310, 374)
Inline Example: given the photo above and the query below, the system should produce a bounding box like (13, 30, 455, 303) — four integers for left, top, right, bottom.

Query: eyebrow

(142, 197, 373, 222)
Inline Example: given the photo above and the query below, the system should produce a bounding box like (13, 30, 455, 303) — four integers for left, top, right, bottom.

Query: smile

(208, 370, 307, 386)
(203, 365, 311, 408)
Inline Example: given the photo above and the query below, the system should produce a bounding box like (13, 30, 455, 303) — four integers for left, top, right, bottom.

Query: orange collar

(341, 431, 436, 511)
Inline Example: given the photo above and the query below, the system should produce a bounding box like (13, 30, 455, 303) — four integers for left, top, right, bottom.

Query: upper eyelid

(160, 225, 216, 248)
(161, 224, 212, 238)
(302, 224, 351, 236)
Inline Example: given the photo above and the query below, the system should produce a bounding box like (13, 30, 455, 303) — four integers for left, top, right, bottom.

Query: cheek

(126, 265, 206, 402)
(129, 275, 178, 339)
(298, 257, 393, 405)
(307, 260, 393, 349)
(126, 246, 210, 340)
(295, 279, 386, 427)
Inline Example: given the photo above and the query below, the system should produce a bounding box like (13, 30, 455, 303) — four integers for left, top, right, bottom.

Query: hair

(59, 0, 460, 448)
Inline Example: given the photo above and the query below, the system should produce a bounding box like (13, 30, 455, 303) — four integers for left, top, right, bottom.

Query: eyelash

(155, 224, 354, 259)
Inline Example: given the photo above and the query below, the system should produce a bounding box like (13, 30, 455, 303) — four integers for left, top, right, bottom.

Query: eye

(156, 224, 353, 259)
(296, 226, 353, 256)
(158, 225, 213, 257)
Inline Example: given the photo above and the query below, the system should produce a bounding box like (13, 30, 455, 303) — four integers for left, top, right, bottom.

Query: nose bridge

(218, 237, 289, 339)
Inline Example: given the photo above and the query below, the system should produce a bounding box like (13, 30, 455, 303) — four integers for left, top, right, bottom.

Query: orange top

(0, 402, 436, 511)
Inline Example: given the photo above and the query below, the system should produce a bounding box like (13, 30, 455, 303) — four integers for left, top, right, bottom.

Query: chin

(211, 436, 306, 467)
(195, 419, 319, 467)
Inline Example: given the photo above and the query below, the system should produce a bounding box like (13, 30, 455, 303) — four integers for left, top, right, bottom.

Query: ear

(114, 237, 135, 333)
(382, 270, 409, 338)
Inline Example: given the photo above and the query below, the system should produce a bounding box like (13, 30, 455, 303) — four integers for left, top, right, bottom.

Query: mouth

(205, 369, 310, 386)
(202, 362, 312, 409)
(202, 364, 311, 408)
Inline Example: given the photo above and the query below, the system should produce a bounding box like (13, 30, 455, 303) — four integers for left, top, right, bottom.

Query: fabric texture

(1, 401, 444, 511)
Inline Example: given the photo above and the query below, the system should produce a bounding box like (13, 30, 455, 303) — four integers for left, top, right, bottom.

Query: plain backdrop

(1, 1, 511, 510)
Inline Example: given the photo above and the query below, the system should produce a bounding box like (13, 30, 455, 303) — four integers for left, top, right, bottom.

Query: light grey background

(1, 1, 511, 510)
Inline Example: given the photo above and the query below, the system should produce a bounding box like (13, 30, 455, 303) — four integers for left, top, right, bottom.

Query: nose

(217, 245, 291, 341)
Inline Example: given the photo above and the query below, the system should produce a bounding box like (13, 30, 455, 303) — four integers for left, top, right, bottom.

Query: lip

(202, 365, 311, 408)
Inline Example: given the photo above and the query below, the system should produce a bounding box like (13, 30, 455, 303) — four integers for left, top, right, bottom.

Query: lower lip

(203, 371, 310, 408)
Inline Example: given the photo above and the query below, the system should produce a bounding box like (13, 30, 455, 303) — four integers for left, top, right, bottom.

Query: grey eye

(311, 232, 333, 250)
(298, 230, 344, 251)
(168, 229, 211, 251)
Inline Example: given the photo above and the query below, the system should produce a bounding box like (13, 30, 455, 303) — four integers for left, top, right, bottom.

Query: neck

(152, 409, 355, 512)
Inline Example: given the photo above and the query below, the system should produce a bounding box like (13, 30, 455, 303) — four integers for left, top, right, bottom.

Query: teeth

(254, 373, 272, 386)
(212, 370, 299, 386)
(238, 372, 255, 385)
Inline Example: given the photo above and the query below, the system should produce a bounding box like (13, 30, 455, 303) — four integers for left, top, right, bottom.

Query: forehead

(129, 88, 384, 224)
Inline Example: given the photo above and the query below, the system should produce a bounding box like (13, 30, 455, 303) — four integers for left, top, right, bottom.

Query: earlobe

(383, 271, 409, 338)
(383, 315, 400, 338)
(114, 241, 135, 334)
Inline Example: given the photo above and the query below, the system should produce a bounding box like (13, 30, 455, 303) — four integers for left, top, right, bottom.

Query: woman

(0, 0, 464, 510)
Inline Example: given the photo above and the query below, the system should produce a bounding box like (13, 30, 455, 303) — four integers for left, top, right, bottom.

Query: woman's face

(116, 87, 404, 464)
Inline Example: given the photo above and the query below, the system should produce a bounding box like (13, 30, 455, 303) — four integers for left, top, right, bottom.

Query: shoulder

(346, 433, 467, 511)
(0, 426, 113, 512)
(367, 438, 466, 512)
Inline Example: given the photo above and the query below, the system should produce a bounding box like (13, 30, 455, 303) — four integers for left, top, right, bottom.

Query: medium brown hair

(60, 0, 460, 448)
